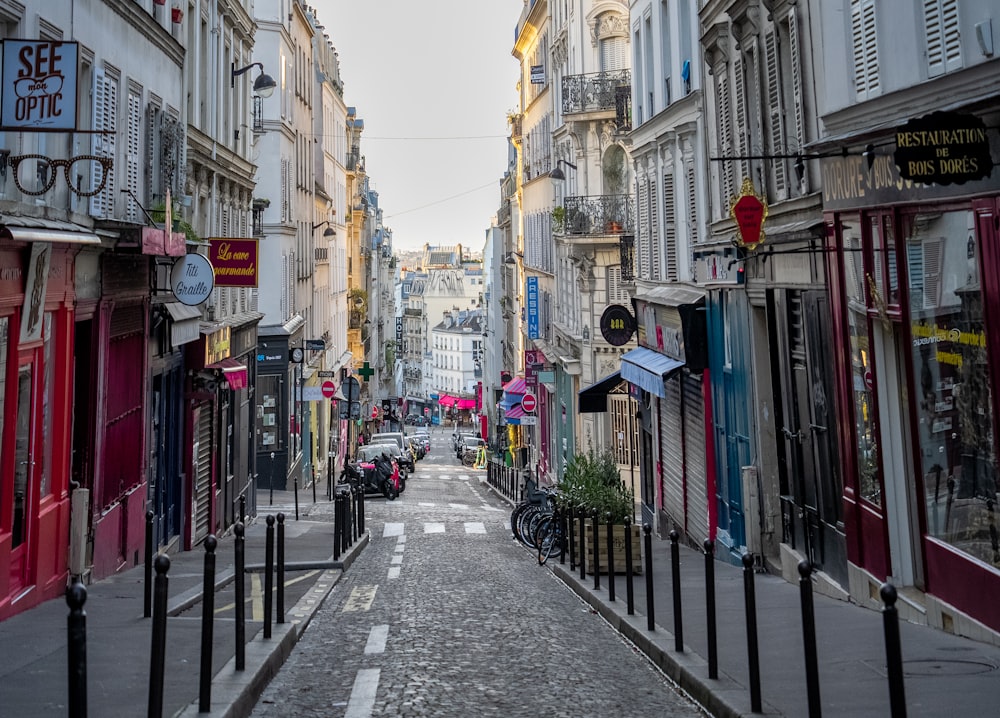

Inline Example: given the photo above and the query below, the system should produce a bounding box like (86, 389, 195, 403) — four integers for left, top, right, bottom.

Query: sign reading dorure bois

(1, 40, 79, 131)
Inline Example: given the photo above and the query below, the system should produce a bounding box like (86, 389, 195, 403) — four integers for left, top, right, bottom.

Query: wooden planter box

(569, 523, 642, 575)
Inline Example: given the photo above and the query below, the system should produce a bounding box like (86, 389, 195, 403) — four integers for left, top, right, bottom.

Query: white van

(369, 432, 406, 453)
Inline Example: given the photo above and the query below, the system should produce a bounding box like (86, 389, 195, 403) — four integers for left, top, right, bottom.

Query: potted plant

(171, 4, 183, 23)
(558, 449, 640, 574)
(551, 205, 566, 233)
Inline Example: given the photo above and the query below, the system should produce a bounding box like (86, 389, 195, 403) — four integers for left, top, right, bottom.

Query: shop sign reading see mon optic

(894, 111, 991, 186)
(171, 253, 215, 306)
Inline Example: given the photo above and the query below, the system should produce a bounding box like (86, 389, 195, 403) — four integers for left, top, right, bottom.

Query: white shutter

(925, 0, 961, 76)
(717, 73, 734, 208)
(686, 162, 699, 245)
(787, 8, 807, 192)
(608, 266, 630, 304)
(281, 254, 288, 318)
(126, 89, 141, 222)
(764, 28, 787, 199)
(601, 36, 627, 72)
(733, 54, 749, 183)
(281, 159, 289, 222)
(663, 172, 677, 282)
(637, 177, 651, 280)
(851, 0, 880, 100)
(921, 238, 943, 309)
(649, 174, 660, 281)
(89, 69, 117, 218)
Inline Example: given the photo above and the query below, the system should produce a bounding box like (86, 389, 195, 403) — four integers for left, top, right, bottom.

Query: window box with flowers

(171, 5, 183, 23)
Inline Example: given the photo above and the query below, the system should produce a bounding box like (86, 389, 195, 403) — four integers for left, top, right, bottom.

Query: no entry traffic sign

(521, 392, 537, 413)
(321, 380, 336, 399)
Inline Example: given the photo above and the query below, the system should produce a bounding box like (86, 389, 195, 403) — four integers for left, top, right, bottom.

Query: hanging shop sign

(729, 177, 768, 251)
(526, 276, 540, 339)
(600, 304, 636, 346)
(1, 40, 79, 131)
(171, 252, 215, 305)
(208, 238, 258, 287)
(894, 111, 991, 186)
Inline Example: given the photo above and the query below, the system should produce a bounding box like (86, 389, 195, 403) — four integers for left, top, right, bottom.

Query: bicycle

(534, 508, 566, 565)
(509, 478, 557, 549)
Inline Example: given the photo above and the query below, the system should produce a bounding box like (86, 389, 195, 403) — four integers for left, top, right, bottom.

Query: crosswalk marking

(345, 668, 380, 718)
(391, 555, 403, 564)
(382, 522, 404, 537)
(424, 522, 445, 534)
(448, 503, 469, 509)
(387, 566, 401, 579)
(365, 625, 389, 654)
(464, 522, 486, 534)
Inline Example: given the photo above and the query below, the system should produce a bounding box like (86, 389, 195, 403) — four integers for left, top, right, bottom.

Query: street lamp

(231, 62, 277, 98)
(312, 220, 336, 238)
(549, 159, 577, 181)
(504, 251, 523, 265)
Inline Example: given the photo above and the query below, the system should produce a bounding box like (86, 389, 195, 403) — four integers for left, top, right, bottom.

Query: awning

(206, 358, 248, 390)
(504, 402, 525, 425)
(621, 347, 684, 398)
(164, 302, 202, 347)
(502, 376, 527, 394)
(578, 371, 624, 414)
(1, 217, 101, 245)
(438, 394, 457, 407)
(457, 398, 476, 409)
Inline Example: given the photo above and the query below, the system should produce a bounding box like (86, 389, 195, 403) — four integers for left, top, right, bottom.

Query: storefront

(822, 107, 1000, 634)
(256, 316, 305, 492)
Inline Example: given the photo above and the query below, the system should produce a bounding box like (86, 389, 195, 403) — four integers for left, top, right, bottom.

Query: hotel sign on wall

(208, 238, 259, 287)
(894, 112, 991, 186)
(729, 177, 768, 251)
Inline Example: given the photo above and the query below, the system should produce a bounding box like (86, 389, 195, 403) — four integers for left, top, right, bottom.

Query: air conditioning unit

(69, 488, 90, 577)
(742, 465, 761, 558)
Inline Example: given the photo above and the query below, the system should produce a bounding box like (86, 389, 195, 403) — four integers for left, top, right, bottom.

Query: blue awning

(620, 347, 684, 398)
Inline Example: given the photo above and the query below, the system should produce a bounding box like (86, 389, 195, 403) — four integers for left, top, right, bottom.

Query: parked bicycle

(509, 478, 557, 550)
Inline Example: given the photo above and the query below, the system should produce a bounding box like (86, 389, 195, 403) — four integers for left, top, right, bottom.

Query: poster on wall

(19, 241, 50, 345)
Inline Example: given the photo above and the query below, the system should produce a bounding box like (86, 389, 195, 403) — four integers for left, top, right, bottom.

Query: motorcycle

(341, 453, 398, 500)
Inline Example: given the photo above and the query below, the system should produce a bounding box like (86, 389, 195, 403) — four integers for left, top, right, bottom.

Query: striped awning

(504, 402, 525, 425)
(502, 376, 527, 394)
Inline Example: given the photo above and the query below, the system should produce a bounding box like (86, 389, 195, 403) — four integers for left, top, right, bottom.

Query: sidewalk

(0, 487, 366, 718)
(535, 511, 1000, 715)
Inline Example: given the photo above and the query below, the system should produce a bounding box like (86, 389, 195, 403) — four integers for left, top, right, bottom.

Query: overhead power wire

(384, 181, 496, 219)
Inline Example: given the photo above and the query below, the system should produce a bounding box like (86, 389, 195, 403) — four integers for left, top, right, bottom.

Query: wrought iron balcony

(562, 70, 631, 125)
(557, 194, 634, 238)
(619, 234, 635, 282)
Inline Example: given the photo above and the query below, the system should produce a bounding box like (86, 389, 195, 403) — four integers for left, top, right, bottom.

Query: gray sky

(315, 0, 522, 252)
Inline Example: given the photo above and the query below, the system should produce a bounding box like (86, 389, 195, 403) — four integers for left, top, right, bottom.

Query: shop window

(257, 374, 283, 452)
(908, 210, 998, 569)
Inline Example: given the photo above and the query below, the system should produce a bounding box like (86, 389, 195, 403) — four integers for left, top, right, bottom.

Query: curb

(173, 532, 369, 717)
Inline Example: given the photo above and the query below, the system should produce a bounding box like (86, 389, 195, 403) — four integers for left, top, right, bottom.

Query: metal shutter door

(683, 374, 709, 543)
(659, 377, 684, 528)
(193, 406, 213, 543)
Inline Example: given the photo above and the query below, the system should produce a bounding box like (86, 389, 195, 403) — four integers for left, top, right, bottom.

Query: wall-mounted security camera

(976, 19, 994, 57)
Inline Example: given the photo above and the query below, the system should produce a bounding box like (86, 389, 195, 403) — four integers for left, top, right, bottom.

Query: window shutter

(787, 8, 807, 192)
(637, 176, 650, 279)
(126, 89, 141, 222)
(601, 36, 626, 72)
(922, 238, 943, 309)
(851, 0, 880, 100)
(764, 28, 787, 199)
(686, 161, 699, 245)
(717, 73, 734, 207)
(281, 254, 288, 318)
(925, 0, 961, 76)
(649, 173, 660, 281)
(663, 172, 677, 281)
(733, 54, 749, 183)
(90, 69, 117, 218)
(280, 159, 289, 222)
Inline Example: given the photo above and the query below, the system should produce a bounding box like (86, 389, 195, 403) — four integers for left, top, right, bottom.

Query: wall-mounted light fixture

(231, 62, 277, 98)
(504, 251, 524, 265)
(312, 220, 336, 238)
(549, 159, 577, 181)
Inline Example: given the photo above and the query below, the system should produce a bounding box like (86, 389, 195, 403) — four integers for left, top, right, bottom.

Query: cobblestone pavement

(251, 443, 708, 717)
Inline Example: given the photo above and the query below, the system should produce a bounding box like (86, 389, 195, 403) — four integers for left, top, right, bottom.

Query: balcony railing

(497, 200, 511, 226)
(619, 234, 635, 281)
(558, 194, 634, 237)
(562, 70, 631, 118)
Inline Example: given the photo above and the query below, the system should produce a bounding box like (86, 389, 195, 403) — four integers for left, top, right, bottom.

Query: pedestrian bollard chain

(742, 552, 762, 713)
(670, 530, 683, 652)
(144, 510, 154, 619)
(198, 535, 218, 713)
(67, 580, 88, 718)
(643, 524, 655, 631)
(277, 513, 286, 624)
(147, 554, 171, 718)
(799, 560, 822, 718)
(234, 522, 246, 671)
(703, 538, 718, 679)
(264, 515, 275, 640)
(606, 512, 616, 602)
(881, 583, 908, 718)
(624, 517, 635, 615)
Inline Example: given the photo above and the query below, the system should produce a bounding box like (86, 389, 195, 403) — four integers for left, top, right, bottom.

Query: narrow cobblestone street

(251, 432, 707, 717)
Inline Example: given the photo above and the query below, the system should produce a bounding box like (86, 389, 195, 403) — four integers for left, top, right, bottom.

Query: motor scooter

(341, 456, 398, 500)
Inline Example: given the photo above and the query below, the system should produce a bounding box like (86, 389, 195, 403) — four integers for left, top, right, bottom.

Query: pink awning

(438, 394, 457, 407)
(457, 398, 476, 409)
(503, 376, 527, 394)
(207, 358, 248, 390)
(505, 403, 525, 419)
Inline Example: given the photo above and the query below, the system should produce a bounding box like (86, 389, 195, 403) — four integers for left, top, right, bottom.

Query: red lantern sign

(729, 177, 768, 251)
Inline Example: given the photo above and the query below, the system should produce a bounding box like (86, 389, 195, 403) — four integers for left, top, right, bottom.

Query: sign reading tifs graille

(729, 177, 768, 251)
(1, 40, 79, 131)
(894, 112, 991, 186)
(171, 253, 215, 306)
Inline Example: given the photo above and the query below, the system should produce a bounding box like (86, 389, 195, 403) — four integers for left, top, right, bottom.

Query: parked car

(371, 439, 414, 476)
(413, 431, 431, 454)
(455, 433, 478, 458)
(406, 436, 425, 460)
(460, 437, 486, 465)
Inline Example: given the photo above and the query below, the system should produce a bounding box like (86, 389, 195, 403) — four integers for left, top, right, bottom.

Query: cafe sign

(729, 177, 768, 251)
(208, 238, 258, 287)
(894, 111, 991, 186)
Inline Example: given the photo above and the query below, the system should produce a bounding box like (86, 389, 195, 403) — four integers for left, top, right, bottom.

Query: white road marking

(424, 522, 445, 533)
(465, 522, 486, 534)
(418, 502, 436, 507)
(364, 625, 389, 654)
(382, 523, 404, 537)
(388, 566, 401, 579)
(391, 555, 403, 564)
(342, 585, 378, 613)
(394, 543, 405, 553)
(448, 503, 468, 509)
(344, 668, 380, 718)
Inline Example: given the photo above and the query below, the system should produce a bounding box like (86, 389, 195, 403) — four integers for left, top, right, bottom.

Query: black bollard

(559, 507, 567, 565)
(624, 517, 635, 615)
(579, 510, 587, 580)
(881, 583, 908, 718)
(239, 495, 246, 527)
(312, 467, 317, 504)
(147, 554, 170, 718)
(358, 485, 365, 534)
(144, 510, 154, 618)
(67, 580, 88, 718)
(704, 539, 718, 679)
(351, 487, 358, 544)
(568, 506, 576, 571)
(592, 510, 601, 590)
(798, 560, 822, 718)
(198, 535, 218, 713)
(606, 513, 616, 602)
(234, 523, 245, 671)
(263, 515, 274, 640)
(276, 514, 286, 624)
(293, 476, 300, 521)
(643, 524, 655, 631)
(742, 552, 762, 713)
(670, 530, 683, 652)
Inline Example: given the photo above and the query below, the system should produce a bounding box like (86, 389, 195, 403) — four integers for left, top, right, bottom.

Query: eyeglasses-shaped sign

(6, 153, 112, 197)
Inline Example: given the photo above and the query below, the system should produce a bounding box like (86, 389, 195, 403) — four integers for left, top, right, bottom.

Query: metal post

(568, 506, 576, 571)
(643, 524, 655, 631)
(239, 495, 246, 527)
(198, 536, 217, 713)
(579, 511, 587, 580)
(704, 539, 718, 679)
(881, 583, 908, 718)
(144, 510, 154, 619)
(67, 580, 88, 718)
(234, 523, 245, 671)
(293, 476, 300, 521)
(312, 467, 317, 504)
(592, 510, 601, 590)
(559, 506, 567, 565)
(147, 554, 170, 718)
(276, 514, 286, 624)
(799, 560, 822, 718)
(670, 530, 683, 652)
(606, 512, 616, 602)
(263, 515, 274, 640)
(624, 517, 635, 615)
(269, 451, 275, 506)
(333, 493, 342, 560)
(742, 552, 762, 713)
(358, 483, 365, 533)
